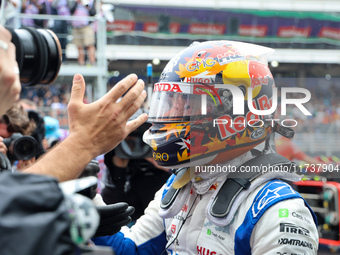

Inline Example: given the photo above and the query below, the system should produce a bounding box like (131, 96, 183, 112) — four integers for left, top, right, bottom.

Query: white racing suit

(93, 153, 319, 255)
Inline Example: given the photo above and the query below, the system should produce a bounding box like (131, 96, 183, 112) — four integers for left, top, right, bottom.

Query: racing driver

(93, 40, 319, 255)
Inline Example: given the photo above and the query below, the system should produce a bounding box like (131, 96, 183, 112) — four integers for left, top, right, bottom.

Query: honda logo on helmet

(153, 83, 183, 93)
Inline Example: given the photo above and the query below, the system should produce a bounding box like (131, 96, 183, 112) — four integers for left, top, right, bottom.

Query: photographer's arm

(23, 74, 147, 182)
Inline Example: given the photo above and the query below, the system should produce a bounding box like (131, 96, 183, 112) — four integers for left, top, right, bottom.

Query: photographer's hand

(67, 73, 147, 158)
(23, 74, 147, 181)
(0, 151, 11, 171)
(16, 158, 36, 171)
(0, 25, 21, 116)
(0, 137, 7, 155)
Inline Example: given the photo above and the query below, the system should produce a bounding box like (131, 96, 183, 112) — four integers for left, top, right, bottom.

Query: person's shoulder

(236, 180, 318, 254)
(237, 180, 302, 221)
(250, 180, 302, 218)
(250, 197, 319, 254)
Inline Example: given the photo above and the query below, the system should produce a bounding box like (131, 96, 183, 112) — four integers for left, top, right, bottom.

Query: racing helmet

(143, 40, 276, 168)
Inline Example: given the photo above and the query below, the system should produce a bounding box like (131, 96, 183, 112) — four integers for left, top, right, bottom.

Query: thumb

(70, 74, 85, 104)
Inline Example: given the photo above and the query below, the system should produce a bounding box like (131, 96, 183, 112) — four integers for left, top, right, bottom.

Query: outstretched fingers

(125, 113, 148, 135)
(69, 74, 86, 107)
(118, 78, 145, 111)
(123, 85, 148, 134)
(108, 73, 147, 127)
(124, 89, 147, 118)
(105, 74, 139, 103)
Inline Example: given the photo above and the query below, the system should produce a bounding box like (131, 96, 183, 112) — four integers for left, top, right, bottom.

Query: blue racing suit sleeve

(93, 232, 137, 254)
(93, 231, 167, 255)
(234, 180, 318, 255)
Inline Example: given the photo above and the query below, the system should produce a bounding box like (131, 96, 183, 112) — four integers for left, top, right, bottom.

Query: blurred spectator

(50, 0, 70, 61)
(43, 115, 62, 149)
(92, 2, 114, 32)
(69, 0, 96, 65)
(1, 0, 21, 29)
(19, 99, 47, 159)
(21, 0, 46, 28)
(0, 102, 37, 170)
(0, 102, 36, 137)
(51, 95, 66, 111)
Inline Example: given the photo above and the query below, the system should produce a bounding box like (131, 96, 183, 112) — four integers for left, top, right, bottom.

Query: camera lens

(13, 135, 39, 161)
(6, 27, 62, 86)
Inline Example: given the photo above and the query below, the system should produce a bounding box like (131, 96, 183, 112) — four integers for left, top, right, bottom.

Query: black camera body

(3, 133, 39, 161)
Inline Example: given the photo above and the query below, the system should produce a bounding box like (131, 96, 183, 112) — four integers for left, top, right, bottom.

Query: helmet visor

(148, 82, 221, 122)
